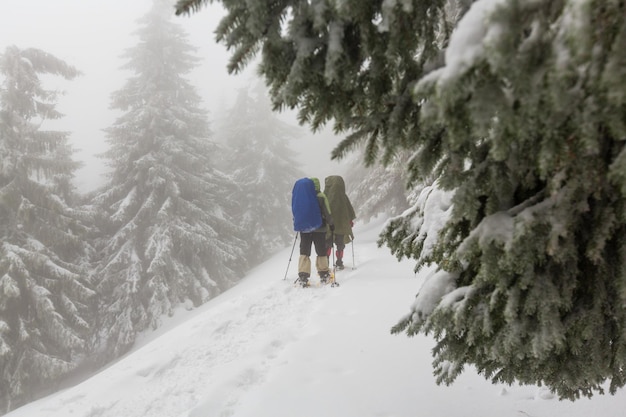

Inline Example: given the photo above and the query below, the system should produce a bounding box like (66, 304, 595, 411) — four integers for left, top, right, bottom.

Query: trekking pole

(331, 232, 339, 287)
(351, 238, 356, 270)
(283, 233, 298, 280)
(331, 232, 335, 275)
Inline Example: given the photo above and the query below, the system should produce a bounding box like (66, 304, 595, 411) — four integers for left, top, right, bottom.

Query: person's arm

(319, 195, 334, 230)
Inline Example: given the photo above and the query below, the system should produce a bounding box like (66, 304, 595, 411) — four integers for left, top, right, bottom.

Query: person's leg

(298, 256, 311, 279)
(334, 234, 346, 268)
(298, 233, 313, 280)
(300, 232, 313, 257)
(313, 232, 329, 279)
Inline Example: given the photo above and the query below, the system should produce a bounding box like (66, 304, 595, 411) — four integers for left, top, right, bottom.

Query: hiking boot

(335, 259, 344, 270)
(319, 271, 330, 284)
(298, 272, 310, 287)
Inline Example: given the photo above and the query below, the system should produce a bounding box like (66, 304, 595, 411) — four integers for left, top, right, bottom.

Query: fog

(0, 0, 345, 194)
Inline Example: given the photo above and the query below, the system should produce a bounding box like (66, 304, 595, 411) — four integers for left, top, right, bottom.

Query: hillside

(6, 220, 626, 417)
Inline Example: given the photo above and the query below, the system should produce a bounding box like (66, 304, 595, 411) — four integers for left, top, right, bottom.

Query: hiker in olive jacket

(298, 177, 334, 284)
(324, 175, 356, 269)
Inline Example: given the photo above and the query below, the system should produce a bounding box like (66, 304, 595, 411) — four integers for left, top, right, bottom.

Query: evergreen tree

(92, 0, 247, 360)
(0, 46, 94, 412)
(217, 84, 304, 264)
(177, 0, 626, 398)
(345, 150, 413, 223)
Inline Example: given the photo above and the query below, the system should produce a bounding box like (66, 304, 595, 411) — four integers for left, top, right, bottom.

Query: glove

(329, 224, 335, 232)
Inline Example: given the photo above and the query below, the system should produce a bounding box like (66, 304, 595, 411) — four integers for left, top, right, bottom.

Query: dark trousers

(300, 232, 327, 257)
(326, 234, 346, 252)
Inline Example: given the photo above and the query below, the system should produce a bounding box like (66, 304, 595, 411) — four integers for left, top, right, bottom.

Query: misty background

(4, 0, 624, 415)
(0, 0, 345, 194)
(1, 1, 374, 413)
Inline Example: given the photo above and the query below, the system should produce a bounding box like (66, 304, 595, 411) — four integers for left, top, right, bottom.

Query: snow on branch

(415, 0, 507, 91)
(410, 268, 459, 324)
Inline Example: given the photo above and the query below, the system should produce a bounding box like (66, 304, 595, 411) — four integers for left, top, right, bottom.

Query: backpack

(291, 178, 323, 232)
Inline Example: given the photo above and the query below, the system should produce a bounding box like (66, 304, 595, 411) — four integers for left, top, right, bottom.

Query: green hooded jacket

(324, 175, 356, 241)
(310, 177, 333, 233)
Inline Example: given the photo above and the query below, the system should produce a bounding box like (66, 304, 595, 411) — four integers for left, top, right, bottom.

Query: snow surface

(6, 219, 626, 417)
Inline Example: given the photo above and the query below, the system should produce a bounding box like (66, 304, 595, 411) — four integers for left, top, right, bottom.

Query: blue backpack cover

(292, 178, 323, 232)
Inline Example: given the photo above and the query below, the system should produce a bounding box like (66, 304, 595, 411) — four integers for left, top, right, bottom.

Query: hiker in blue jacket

(297, 178, 334, 286)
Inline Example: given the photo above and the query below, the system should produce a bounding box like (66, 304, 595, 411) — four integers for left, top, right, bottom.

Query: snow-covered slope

(7, 220, 626, 417)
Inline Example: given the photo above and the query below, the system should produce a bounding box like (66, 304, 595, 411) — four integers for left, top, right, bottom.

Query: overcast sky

(0, 0, 344, 193)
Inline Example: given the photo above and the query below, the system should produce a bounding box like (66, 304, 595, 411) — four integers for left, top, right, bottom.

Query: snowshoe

(335, 259, 345, 270)
(295, 273, 310, 288)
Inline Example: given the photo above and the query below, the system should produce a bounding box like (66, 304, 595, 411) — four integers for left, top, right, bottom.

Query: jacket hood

(324, 176, 346, 194)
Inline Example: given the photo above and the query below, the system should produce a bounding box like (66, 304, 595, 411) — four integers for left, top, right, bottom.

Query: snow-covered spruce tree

(91, 0, 247, 360)
(216, 84, 304, 264)
(177, 0, 626, 399)
(345, 149, 414, 223)
(0, 46, 95, 412)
